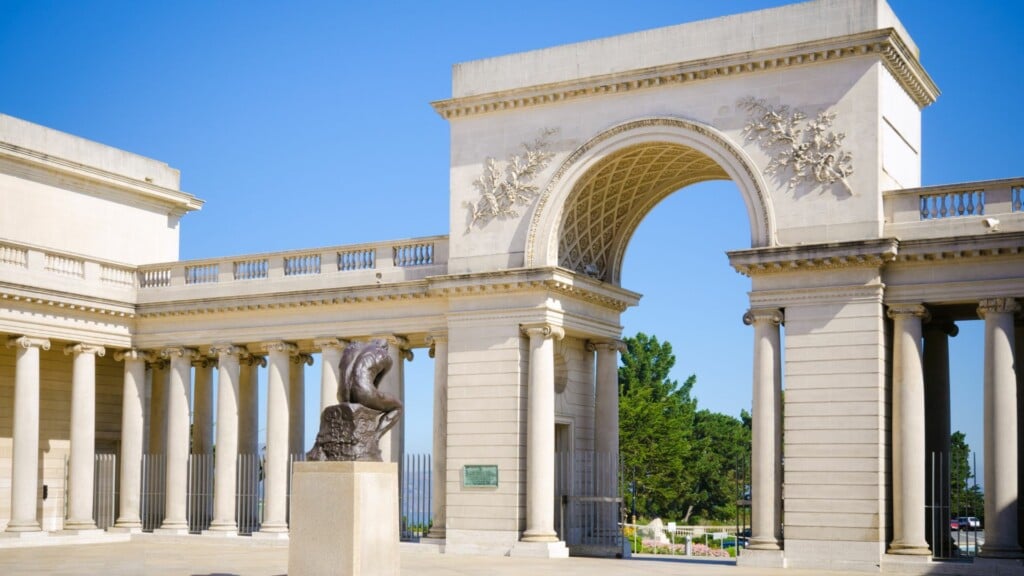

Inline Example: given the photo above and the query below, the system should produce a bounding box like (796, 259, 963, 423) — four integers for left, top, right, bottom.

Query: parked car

(957, 516, 981, 531)
(949, 518, 959, 531)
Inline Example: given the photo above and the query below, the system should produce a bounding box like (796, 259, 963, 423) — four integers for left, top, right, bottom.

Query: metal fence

(187, 454, 214, 533)
(140, 454, 166, 531)
(928, 450, 980, 561)
(93, 454, 118, 529)
(401, 453, 432, 541)
(236, 453, 262, 535)
(555, 451, 622, 554)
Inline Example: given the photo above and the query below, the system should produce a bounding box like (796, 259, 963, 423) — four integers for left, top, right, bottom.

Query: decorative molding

(161, 346, 198, 361)
(743, 308, 784, 327)
(240, 352, 267, 368)
(114, 348, 152, 362)
(739, 97, 853, 196)
(6, 335, 51, 350)
(64, 343, 106, 357)
(209, 343, 243, 358)
(260, 341, 298, 355)
(432, 29, 939, 119)
(0, 291, 135, 318)
(978, 297, 1020, 317)
(585, 339, 626, 353)
(729, 239, 898, 277)
(291, 352, 314, 366)
(313, 337, 347, 352)
(465, 129, 557, 231)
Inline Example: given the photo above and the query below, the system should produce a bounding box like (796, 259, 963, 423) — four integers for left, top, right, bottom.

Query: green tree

(689, 409, 751, 522)
(950, 431, 984, 521)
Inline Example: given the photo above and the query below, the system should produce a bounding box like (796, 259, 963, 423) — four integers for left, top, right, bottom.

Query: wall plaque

(463, 464, 499, 488)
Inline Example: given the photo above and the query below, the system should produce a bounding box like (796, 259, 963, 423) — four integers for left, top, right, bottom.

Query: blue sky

(1, 1, 1020, 474)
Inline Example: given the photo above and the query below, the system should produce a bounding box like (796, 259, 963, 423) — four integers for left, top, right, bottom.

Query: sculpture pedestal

(288, 461, 399, 576)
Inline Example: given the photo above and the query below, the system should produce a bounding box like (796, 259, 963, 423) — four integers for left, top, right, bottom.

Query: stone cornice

(891, 232, 1024, 264)
(729, 239, 899, 277)
(0, 287, 136, 318)
(0, 141, 203, 215)
(432, 29, 939, 119)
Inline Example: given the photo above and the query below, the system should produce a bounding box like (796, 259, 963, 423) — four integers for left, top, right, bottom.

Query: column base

(107, 525, 144, 534)
(61, 528, 105, 536)
(980, 544, 1024, 559)
(520, 529, 559, 543)
(153, 527, 191, 536)
(737, 548, 785, 568)
(510, 539, 569, 558)
(425, 527, 445, 540)
(747, 537, 781, 551)
(201, 528, 239, 537)
(0, 530, 48, 539)
(252, 529, 290, 540)
(204, 521, 239, 534)
(5, 520, 42, 533)
(63, 520, 98, 532)
(888, 542, 932, 556)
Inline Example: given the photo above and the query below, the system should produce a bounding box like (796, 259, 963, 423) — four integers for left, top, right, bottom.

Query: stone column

(588, 339, 624, 458)
(888, 304, 931, 555)
(238, 353, 264, 455)
(113, 348, 149, 530)
(159, 346, 197, 532)
(978, 298, 1022, 558)
(744, 308, 784, 550)
(5, 336, 50, 533)
(290, 353, 313, 456)
(314, 338, 345, 415)
(192, 357, 214, 455)
(376, 335, 410, 465)
(148, 359, 168, 455)
(259, 340, 296, 534)
(207, 344, 242, 533)
(923, 320, 957, 549)
(521, 323, 564, 542)
(426, 332, 448, 540)
(1017, 317, 1024, 549)
(64, 343, 106, 531)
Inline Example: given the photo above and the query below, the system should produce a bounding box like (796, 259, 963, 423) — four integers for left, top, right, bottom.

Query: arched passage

(526, 118, 776, 283)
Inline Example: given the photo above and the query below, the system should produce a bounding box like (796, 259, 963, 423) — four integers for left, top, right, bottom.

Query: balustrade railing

(233, 258, 268, 280)
(920, 189, 984, 220)
(884, 177, 1024, 237)
(185, 263, 219, 285)
(140, 267, 171, 288)
(284, 253, 320, 276)
(0, 243, 27, 267)
(101, 265, 136, 287)
(337, 248, 375, 271)
(45, 252, 85, 278)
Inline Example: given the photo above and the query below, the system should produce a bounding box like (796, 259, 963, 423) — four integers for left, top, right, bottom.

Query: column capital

(887, 303, 931, 322)
(585, 339, 626, 353)
(291, 352, 314, 366)
(260, 341, 298, 355)
(978, 297, 1020, 318)
(368, 334, 409, 349)
(426, 332, 448, 358)
(312, 337, 348, 352)
(209, 343, 244, 357)
(521, 323, 565, 341)
(161, 346, 198, 361)
(923, 319, 959, 338)
(743, 308, 784, 327)
(192, 357, 215, 369)
(114, 348, 153, 362)
(240, 352, 267, 367)
(64, 343, 106, 357)
(6, 335, 51, 351)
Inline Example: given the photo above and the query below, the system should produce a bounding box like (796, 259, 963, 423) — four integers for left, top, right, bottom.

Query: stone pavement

(0, 535, 881, 576)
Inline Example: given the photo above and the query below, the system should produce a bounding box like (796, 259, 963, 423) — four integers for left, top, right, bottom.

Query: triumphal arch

(1, 0, 1022, 573)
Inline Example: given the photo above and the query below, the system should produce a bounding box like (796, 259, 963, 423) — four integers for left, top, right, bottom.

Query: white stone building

(1, 0, 1023, 572)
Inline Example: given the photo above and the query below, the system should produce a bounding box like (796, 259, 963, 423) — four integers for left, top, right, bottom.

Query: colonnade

(1, 334, 424, 537)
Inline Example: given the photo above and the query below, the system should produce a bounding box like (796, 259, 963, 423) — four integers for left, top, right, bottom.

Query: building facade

(1, 0, 1023, 572)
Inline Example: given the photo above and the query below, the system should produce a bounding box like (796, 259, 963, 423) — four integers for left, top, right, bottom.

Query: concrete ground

(0, 534, 882, 576)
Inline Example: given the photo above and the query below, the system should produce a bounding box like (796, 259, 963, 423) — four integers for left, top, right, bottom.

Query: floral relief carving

(739, 97, 853, 196)
(465, 128, 558, 232)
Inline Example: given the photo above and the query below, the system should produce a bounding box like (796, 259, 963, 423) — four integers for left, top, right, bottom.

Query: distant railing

(885, 178, 1024, 223)
(137, 235, 448, 291)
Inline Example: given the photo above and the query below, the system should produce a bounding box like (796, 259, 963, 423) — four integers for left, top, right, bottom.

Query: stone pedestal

(288, 461, 399, 576)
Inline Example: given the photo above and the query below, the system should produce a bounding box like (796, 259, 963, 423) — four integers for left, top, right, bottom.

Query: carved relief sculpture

(306, 339, 403, 462)
(739, 97, 854, 195)
(465, 128, 557, 231)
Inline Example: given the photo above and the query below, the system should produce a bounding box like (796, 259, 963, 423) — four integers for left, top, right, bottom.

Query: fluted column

(979, 298, 1022, 558)
(376, 335, 410, 464)
(426, 332, 448, 540)
(744, 308, 784, 550)
(207, 344, 242, 533)
(888, 304, 931, 555)
(148, 359, 169, 455)
(113, 348, 149, 530)
(923, 320, 957, 549)
(238, 353, 264, 455)
(5, 336, 50, 533)
(192, 357, 214, 455)
(159, 346, 197, 532)
(259, 340, 296, 534)
(64, 343, 106, 531)
(314, 338, 345, 414)
(290, 353, 313, 455)
(521, 323, 564, 542)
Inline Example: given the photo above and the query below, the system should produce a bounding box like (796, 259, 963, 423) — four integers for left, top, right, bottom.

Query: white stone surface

(288, 461, 399, 576)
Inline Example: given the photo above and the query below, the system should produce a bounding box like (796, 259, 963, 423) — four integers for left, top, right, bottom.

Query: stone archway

(525, 117, 775, 284)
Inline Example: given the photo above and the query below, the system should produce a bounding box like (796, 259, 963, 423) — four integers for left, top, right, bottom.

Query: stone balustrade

(884, 178, 1024, 239)
(0, 235, 449, 304)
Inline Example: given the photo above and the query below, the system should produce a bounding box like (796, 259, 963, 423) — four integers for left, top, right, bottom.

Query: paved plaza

(0, 536, 878, 576)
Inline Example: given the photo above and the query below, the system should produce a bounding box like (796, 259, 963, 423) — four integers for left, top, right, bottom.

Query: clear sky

(2, 1, 1020, 477)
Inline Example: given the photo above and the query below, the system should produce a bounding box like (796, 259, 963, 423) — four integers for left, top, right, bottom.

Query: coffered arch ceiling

(557, 142, 729, 284)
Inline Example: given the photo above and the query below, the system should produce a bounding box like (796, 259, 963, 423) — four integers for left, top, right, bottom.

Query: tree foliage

(619, 333, 751, 523)
(950, 431, 984, 520)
